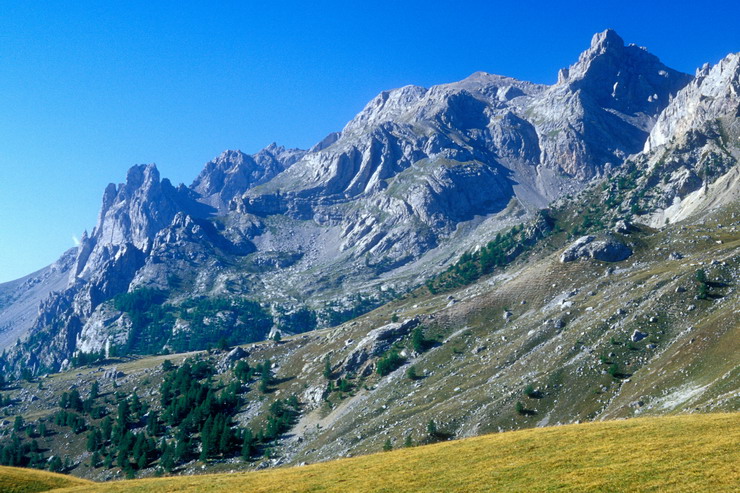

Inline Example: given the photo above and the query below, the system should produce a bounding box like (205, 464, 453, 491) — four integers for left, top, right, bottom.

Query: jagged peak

(553, 30, 692, 118)
(124, 163, 159, 189)
(589, 29, 625, 54)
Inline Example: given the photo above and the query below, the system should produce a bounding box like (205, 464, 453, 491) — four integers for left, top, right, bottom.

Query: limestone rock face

(231, 30, 690, 272)
(618, 52, 740, 228)
(192, 144, 306, 211)
(645, 53, 740, 152)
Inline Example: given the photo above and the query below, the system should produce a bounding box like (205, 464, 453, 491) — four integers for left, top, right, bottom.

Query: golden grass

(0, 466, 91, 493)
(45, 413, 740, 493)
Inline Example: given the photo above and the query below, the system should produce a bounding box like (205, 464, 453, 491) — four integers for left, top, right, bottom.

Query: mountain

(0, 30, 729, 379)
(0, 30, 737, 483)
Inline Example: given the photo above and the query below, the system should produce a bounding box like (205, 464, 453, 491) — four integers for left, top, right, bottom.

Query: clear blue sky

(1, 0, 738, 282)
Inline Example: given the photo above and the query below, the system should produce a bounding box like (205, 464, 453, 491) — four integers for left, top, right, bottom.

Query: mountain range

(0, 26, 736, 382)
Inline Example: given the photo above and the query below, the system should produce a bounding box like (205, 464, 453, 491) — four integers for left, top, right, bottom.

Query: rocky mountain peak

(558, 29, 692, 118)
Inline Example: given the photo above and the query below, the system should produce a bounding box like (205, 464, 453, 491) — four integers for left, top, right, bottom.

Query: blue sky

(1, 0, 739, 282)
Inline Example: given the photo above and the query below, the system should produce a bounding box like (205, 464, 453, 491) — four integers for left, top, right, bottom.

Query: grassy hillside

(41, 413, 740, 492)
(0, 466, 90, 493)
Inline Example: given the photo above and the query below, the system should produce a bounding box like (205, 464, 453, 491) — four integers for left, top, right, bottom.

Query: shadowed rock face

(7, 30, 736, 376)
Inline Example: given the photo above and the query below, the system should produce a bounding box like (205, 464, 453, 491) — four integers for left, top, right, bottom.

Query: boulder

(560, 235, 632, 263)
(631, 330, 648, 342)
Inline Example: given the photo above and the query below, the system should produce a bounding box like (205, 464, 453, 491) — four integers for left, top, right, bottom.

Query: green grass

(0, 466, 91, 493)
(39, 413, 740, 492)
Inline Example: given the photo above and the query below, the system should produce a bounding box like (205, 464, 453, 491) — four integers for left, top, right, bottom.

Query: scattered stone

(669, 252, 684, 260)
(675, 286, 686, 293)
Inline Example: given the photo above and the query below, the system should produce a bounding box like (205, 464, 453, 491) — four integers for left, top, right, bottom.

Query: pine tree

(174, 438, 190, 463)
(90, 381, 99, 400)
(90, 450, 100, 468)
(218, 420, 233, 455)
(101, 416, 113, 442)
(200, 416, 214, 460)
(86, 428, 101, 452)
(427, 419, 437, 437)
(412, 327, 428, 353)
(383, 438, 392, 451)
(160, 442, 174, 473)
(241, 429, 255, 460)
(13, 416, 24, 433)
(48, 456, 63, 473)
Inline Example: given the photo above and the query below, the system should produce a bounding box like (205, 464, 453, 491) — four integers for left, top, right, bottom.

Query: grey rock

(560, 235, 632, 263)
(631, 330, 648, 342)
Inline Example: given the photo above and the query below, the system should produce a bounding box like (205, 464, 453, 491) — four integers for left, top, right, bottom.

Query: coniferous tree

(90, 381, 100, 400)
(241, 429, 255, 460)
(160, 442, 174, 473)
(101, 416, 113, 442)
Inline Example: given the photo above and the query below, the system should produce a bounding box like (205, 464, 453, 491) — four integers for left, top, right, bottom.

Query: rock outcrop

(560, 235, 633, 263)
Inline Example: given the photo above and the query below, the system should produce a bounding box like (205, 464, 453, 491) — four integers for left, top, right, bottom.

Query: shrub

(515, 401, 526, 415)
